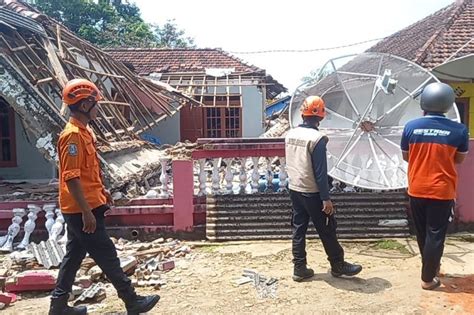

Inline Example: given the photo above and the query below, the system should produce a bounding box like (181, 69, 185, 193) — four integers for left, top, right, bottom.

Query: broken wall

(0, 55, 64, 165)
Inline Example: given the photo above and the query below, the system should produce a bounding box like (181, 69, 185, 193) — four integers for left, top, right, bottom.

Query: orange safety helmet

(62, 78, 102, 106)
(301, 95, 326, 118)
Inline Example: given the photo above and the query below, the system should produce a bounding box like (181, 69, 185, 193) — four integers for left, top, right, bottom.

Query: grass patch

(373, 239, 410, 254)
(198, 245, 223, 253)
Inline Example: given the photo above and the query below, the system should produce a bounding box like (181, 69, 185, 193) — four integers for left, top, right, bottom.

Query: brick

(5, 272, 56, 292)
(158, 260, 175, 271)
(75, 276, 92, 289)
(0, 292, 17, 306)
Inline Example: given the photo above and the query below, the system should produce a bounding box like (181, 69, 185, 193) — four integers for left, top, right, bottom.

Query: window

(204, 107, 242, 138)
(205, 108, 222, 138)
(0, 98, 16, 167)
(225, 108, 240, 137)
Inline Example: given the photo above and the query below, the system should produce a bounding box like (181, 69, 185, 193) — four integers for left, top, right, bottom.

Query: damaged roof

(0, 0, 195, 190)
(106, 48, 261, 75)
(367, 0, 474, 69)
(107, 48, 287, 99)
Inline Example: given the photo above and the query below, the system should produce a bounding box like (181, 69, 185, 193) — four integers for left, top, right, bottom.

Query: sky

(132, 0, 454, 94)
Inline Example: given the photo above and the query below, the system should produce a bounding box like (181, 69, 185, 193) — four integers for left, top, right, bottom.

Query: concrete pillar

(172, 160, 195, 231)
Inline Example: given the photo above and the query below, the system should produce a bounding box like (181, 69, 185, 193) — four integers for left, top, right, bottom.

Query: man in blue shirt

(401, 82, 468, 290)
(285, 96, 362, 281)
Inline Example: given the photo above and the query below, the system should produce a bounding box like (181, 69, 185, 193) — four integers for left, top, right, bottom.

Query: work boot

(48, 294, 87, 315)
(125, 294, 160, 315)
(292, 265, 315, 282)
(330, 261, 362, 277)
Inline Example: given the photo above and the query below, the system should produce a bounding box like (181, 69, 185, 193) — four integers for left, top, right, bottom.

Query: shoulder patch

(68, 143, 78, 156)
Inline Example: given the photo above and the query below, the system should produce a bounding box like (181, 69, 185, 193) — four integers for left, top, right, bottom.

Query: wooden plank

(63, 59, 125, 79)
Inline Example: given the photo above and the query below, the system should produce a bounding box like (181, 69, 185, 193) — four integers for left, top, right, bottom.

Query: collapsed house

(0, 0, 199, 195)
(106, 48, 287, 142)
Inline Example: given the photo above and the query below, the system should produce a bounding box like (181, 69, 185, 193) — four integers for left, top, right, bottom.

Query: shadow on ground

(302, 272, 392, 294)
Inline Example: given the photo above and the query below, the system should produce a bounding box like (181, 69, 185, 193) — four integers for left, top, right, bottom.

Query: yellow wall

(449, 82, 474, 137)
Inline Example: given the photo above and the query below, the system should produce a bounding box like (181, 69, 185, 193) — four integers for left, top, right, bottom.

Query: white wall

(147, 112, 181, 145)
(242, 86, 265, 137)
(0, 114, 54, 181)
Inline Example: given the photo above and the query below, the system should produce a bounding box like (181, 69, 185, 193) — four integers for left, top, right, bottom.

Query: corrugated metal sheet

(206, 192, 409, 241)
(28, 239, 66, 269)
(0, 7, 46, 36)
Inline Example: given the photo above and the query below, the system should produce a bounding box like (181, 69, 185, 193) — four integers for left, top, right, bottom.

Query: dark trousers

(52, 205, 136, 302)
(290, 190, 344, 267)
(410, 197, 453, 282)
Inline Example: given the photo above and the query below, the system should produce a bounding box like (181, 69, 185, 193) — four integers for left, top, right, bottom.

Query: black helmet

(420, 82, 455, 113)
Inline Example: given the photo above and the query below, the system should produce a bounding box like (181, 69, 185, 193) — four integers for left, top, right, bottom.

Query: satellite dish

(289, 53, 460, 190)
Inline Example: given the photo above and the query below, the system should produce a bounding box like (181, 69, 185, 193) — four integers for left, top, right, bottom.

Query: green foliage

(33, 0, 195, 48)
(153, 19, 195, 48)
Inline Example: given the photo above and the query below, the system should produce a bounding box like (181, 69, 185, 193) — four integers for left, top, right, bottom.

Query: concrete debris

(120, 256, 138, 275)
(240, 269, 278, 299)
(28, 239, 66, 269)
(88, 266, 103, 281)
(260, 117, 289, 139)
(5, 271, 56, 293)
(145, 189, 159, 199)
(0, 292, 17, 306)
(163, 141, 198, 160)
(74, 283, 106, 305)
(2, 237, 191, 299)
(75, 276, 93, 289)
(0, 182, 58, 202)
(72, 285, 84, 297)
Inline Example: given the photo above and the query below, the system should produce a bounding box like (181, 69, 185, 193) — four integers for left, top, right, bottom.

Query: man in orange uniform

(401, 82, 469, 290)
(49, 79, 160, 315)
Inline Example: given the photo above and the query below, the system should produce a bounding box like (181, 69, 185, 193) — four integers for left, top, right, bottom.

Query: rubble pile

(0, 237, 192, 309)
(235, 269, 278, 299)
(260, 117, 290, 139)
(0, 182, 58, 202)
(162, 141, 198, 160)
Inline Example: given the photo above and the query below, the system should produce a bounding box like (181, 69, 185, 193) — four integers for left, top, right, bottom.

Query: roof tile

(106, 48, 261, 74)
(368, 0, 473, 69)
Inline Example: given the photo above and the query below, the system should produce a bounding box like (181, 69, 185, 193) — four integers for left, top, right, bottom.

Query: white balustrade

(251, 157, 260, 193)
(198, 159, 207, 196)
(239, 158, 248, 193)
(211, 158, 220, 194)
(186, 154, 293, 195)
(17, 204, 41, 249)
(43, 204, 56, 237)
(59, 223, 68, 244)
(50, 209, 65, 241)
(278, 157, 288, 192)
(224, 158, 234, 194)
(265, 157, 274, 192)
(159, 157, 170, 198)
(0, 208, 26, 252)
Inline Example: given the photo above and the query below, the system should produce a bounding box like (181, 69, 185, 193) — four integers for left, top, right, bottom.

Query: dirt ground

(6, 236, 474, 315)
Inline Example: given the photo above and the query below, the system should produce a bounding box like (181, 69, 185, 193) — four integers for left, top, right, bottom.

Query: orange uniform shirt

(401, 115, 469, 200)
(58, 118, 106, 213)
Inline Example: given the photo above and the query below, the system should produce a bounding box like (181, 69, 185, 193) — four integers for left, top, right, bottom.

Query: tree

(33, 0, 194, 48)
(153, 19, 195, 48)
